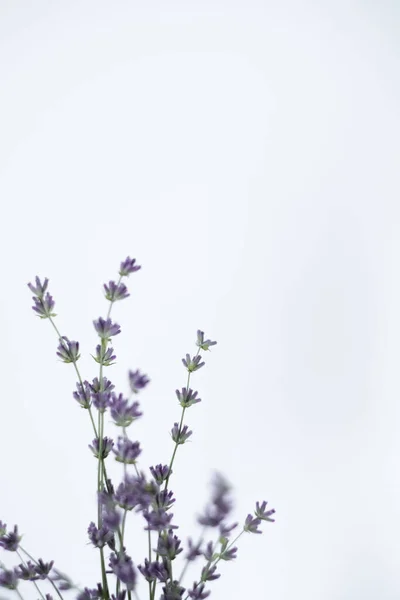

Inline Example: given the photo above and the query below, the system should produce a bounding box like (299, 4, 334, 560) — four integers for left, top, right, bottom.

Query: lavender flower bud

(109, 552, 137, 591)
(34, 559, 54, 579)
(119, 257, 141, 277)
(73, 381, 92, 409)
(104, 281, 130, 302)
(196, 330, 217, 351)
(32, 292, 56, 319)
(89, 377, 115, 394)
(109, 393, 142, 427)
(188, 582, 210, 599)
(198, 473, 233, 528)
(150, 464, 170, 485)
(0, 525, 21, 551)
(154, 489, 175, 511)
(219, 546, 238, 560)
(144, 509, 177, 532)
(171, 423, 192, 445)
(138, 559, 169, 583)
(89, 437, 114, 459)
(128, 369, 150, 393)
(175, 387, 201, 408)
(16, 561, 38, 581)
(87, 522, 114, 548)
(93, 317, 121, 340)
(111, 593, 127, 600)
(56, 337, 80, 363)
(160, 580, 185, 600)
(200, 564, 220, 582)
(102, 506, 121, 532)
(155, 530, 182, 560)
(91, 390, 111, 413)
(0, 568, 18, 589)
(243, 514, 262, 534)
(92, 344, 116, 366)
(185, 538, 203, 561)
(182, 353, 205, 372)
(255, 500, 276, 522)
(113, 437, 141, 464)
(27, 276, 49, 299)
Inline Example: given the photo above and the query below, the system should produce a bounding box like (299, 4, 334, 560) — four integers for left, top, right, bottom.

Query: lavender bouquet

(0, 257, 275, 600)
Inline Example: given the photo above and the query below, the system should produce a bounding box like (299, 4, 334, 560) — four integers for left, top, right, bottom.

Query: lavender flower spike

(91, 344, 116, 366)
(182, 353, 205, 372)
(129, 369, 150, 393)
(119, 256, 141, 276)
(73, 380, 92, 409)
(31, 292, 56, 319)
(171, 422, 192, 444)
(109, 393, 142, 427)
(176, 387, 201, 408)
(113, 437, 141, 464)
(196, 330, 217, 351)
(104, 280, 130, 302)
(56, 336, 80, 363)
(255, 500, 276, 522)
(0, 568, 18, 589)
(244, 514, 262, 534)
(109, 552, 137, 590)
(27, 276, 49, 299)
(93, 317, 121, 340)
(89, 436, 114, 459)
(0, 525, 22, 551)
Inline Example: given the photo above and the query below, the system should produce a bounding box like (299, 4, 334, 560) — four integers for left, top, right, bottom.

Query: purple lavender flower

(91, 390, 112, 413)
(104, 280, 130, 302)
(255, 500, 276, 522)
(171, 423, 192, 445)
(113, 437, 141, 464)
(56, 336, 80, 363)
(182, 353, 205, 372)
(188, 582, 210, 599)
(159, 580, 185, 600)
(111, 593, 127, 600)
(0, 525, 21, 551)
(92, 344, 116, 366)
(196, 330, 217, 351)
(186, 538, 203, 561)
(87, 522, 114, 549)
(144, 509, 177, 532)
(16, 561, 38, 581)
(155, 530, 183, 560)
(89, 377, 115, 394)
(77, 587, 102, 600)
(154, 489, 175, 511)
(203, 541, 215, 562)
(109, 552, 137, 591)
(138, 559, 169, 583)
(34, 559, 54, 579)
(73, 380, 92, 409)
(109, 393, 142, 427)
(111, 592, 127, 600)
(128, 369, 150, 393)
(220, 545, 238, 560)
(51, 569, 73, 591)
(93, 317, 121, 340)
(119, 257, 141, 277)
(102, 506, 121, 532)
(200, 564, 220, 582)
(175, 387, 201, 408)
(244, 514, 262, 534)
(28, 276, 49, 299)
(219, 522, 238, 537)
(32, 292, 56, 319)
(0, 568, 18, 589)
(150, 464, 170, 485)
(89, 437, 114, 459)
(198, 473, 233, 528)
(115, 474, 157, 512)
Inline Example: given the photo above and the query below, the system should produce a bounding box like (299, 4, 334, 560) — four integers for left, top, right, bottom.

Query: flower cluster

(0, 257, 277, 600)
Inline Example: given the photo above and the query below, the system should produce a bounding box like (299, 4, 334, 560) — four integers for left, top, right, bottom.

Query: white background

(0, 1, 399, 599)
